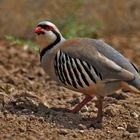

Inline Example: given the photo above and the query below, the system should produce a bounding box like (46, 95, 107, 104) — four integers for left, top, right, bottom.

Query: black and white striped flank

(54, 50, 102, 89)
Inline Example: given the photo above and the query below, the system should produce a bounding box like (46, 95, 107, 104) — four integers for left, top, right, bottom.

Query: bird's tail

(126, 75, 140, 94)
(130, 75, 140, 90)
(122, 83, 140, 95)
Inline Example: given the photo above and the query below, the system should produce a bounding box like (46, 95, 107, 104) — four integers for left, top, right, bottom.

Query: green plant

(4, 35, 39, 51)
(55, 15, 102, 39)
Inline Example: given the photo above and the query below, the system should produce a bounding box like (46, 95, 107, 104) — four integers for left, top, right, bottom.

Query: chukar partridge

(34, 21, 140, 125)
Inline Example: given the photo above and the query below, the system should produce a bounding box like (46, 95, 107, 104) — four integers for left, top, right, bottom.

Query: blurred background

(1, 0, 140, 64)
(0, 0, 140, 40)
(0, 1, 140, 139)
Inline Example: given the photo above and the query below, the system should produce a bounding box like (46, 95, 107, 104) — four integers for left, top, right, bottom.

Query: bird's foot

(90, 117, 102, 129)
(70, 95, 93, 114)
(70, 108, 79, 114)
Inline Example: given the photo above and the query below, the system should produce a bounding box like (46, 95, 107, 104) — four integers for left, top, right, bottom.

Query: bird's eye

(39, 25, 53, 31)
(45, 25, 53, 31)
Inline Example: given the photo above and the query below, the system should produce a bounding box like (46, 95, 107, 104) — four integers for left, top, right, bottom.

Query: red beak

(34, 27, 44, 34)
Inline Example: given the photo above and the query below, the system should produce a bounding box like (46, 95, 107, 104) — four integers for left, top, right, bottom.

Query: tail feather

(122, 82, 140, 95)
(128, 75, 140, 91)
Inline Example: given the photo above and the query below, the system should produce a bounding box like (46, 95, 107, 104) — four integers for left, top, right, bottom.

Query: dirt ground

(0, 34, 140, 140)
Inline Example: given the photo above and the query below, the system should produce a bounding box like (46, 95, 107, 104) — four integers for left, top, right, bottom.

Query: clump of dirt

(0, 34, 140, 140)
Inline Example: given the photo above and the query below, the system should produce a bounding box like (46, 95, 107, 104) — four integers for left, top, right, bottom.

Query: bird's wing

(89, 39, 139, 75)
(57, 38, 135, 82)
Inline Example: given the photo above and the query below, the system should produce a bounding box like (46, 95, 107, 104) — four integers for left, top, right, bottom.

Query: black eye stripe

(38, 24, 47, 29)
(38, 24, 52, 30)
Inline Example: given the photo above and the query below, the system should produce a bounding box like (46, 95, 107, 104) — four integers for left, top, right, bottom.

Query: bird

(34, 21, 140, 126)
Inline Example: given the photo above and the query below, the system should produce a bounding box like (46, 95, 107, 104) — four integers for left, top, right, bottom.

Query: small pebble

(67, 98, 80, 106)
(68, 121, 73, 124)
(18, 127, 26, 132)
(104, 106, 117, 117)
(130, 112, 139, 118)
(78, 130, 84, 134)
(80, 106, 89, 113)
(122, 131, 130, 137)
(72, 131, 78, 138)
(109, 92, 128, 100)
(117, 126, 125, 131)
(38, 117, 44, 123)
(126, 124, 139, 133)
(58, 129, 68, 135)
(78, 124, 86, 130)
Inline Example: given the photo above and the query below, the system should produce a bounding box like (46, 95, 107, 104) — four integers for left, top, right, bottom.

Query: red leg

(71, 95, 93, 113)
(90, 96, 104, 128)
(96, 96, 104, 123)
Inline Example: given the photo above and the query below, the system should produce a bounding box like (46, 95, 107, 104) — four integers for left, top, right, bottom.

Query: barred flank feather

(54, 50, 101, 89)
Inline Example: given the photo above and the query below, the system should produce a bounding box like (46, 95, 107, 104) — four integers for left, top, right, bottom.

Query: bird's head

(34, 21, 64, 50)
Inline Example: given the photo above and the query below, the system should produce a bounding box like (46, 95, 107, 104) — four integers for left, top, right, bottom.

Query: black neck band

(40, 30, 61, 61)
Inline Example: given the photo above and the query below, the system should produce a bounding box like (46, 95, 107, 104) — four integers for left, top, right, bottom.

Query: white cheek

(45, 31, 56, 41)
(36, 31, 56, 49)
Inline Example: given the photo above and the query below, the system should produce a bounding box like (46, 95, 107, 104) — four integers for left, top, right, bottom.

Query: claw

(90, 121, 102, 129)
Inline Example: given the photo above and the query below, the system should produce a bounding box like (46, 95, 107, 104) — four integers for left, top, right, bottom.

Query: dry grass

(0, 0, 140, 39)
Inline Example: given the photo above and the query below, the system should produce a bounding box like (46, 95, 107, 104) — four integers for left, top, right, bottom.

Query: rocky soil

(0, 33, 140, 140)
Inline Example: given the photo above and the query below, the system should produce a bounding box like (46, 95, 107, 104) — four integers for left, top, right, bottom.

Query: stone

(130, 112, 139, 119)
(104, 105, 117, 117)
(117, 126, 126, 131)
(78, 124, 86, 130)
(126, 124, 139, 133)
(58, 129, 68, 135)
